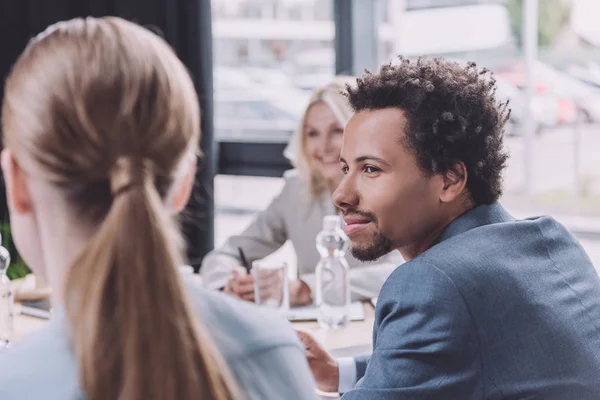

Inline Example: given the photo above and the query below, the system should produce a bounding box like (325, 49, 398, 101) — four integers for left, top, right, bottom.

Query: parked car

(495, 62, 582, 126)
(563, 61, 600, 90)
(495, 77, 557, 136)
(535, 62, 600, 123)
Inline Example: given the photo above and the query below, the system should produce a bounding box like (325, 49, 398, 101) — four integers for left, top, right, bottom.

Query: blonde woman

(201, 77, 403, 306)
(0, 17, 315, 400)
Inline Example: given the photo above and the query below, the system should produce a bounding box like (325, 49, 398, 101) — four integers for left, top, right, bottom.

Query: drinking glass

(252, 260, 289, 316)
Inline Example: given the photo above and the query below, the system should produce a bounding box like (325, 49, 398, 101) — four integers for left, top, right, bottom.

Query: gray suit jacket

(201, 170, 403, 300)
(344, 203, 600, 399)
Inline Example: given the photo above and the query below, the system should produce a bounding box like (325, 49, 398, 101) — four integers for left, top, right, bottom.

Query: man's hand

(297, 330, 340, 393)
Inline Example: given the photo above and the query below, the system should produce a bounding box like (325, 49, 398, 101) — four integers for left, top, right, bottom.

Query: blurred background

(211, 0, 600, 273)
(3, 0, 600, 277)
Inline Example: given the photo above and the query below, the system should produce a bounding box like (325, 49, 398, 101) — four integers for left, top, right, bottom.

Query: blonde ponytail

(2, 16, 239, 400)
(65, 155, 238, 400)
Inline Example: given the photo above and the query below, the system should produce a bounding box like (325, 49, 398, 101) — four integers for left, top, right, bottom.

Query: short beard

(350, 230, 395, 262)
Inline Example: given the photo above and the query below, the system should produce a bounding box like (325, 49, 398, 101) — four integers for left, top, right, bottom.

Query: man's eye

(364, 165, 380, 174)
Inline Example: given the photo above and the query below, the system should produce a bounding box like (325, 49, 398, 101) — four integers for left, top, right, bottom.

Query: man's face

(333, 108, 445, 261)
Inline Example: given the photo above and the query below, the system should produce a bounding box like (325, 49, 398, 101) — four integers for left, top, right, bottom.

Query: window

(378, 1, 514, 66)
(211, 0, 333, 146)
(206, 0, 600, 271)
(210, 0, 335, 209)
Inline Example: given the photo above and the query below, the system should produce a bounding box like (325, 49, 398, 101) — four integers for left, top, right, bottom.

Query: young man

(299, 57, 600, 399)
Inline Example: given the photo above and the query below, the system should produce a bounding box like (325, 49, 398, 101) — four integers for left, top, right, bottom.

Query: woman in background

(201, 77, 403, 306)
(0, 17, 315, 400)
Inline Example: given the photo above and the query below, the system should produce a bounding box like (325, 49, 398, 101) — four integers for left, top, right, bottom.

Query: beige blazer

(201, 170, 404, 300)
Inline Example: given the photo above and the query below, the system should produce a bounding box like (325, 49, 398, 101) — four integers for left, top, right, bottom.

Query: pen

(238, 247, 251, 273)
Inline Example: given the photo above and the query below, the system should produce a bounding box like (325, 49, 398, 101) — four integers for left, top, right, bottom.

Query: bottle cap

(323, 215, 342, 231)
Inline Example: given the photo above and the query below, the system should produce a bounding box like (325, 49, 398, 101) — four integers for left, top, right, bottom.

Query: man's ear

(439, 162, 468, 203)
(1, 149, 33, 214)
(170, 161, 196, 214)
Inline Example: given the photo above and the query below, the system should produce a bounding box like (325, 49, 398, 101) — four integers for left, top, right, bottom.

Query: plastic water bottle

(0, 240, 12, 348)
(315, 215, 350, 329)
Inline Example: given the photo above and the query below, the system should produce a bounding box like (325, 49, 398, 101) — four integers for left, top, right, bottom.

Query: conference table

(15, 301, 374, 349)
(14, 296, 374, 351)
(13, 272, 375, 350)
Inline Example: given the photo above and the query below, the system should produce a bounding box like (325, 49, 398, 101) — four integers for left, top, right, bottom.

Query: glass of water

(252, 260, 289, 316)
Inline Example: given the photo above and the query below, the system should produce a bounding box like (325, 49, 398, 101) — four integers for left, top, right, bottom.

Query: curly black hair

(346, 57, 510, 206)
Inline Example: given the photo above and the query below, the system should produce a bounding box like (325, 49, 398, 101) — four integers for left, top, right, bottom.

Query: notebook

(21, 298, 52, 319)
(287, 301, 365, 322)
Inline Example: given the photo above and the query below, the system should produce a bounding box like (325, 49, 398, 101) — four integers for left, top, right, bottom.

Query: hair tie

(110, 156, 154, 197)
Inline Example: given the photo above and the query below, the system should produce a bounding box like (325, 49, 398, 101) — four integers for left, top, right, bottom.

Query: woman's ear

(170, 160, 196, 214)
(1, 149, 33, 214)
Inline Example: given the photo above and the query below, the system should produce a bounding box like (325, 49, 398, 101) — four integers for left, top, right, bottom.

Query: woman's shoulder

(184, 281, 303, 359)
(280, 169, 327, 207)
(184, 283, 318, 399)
(281, 169, 307, 192)
(0, 286, 309, 400)
(0, 317, 81, 399)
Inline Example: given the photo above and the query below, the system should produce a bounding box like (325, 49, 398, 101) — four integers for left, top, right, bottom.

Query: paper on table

(330, 344, 373, 358)
(287, 301, 365, 322)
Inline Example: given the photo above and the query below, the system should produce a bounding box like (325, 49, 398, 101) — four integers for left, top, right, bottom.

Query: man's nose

(332, 174, 358, 212)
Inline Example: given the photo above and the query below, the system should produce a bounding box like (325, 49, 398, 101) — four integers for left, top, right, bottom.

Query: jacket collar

(435, 202, 514, 245)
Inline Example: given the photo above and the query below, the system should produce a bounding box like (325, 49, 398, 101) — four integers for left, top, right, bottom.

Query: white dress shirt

(338, 357, 358, 393)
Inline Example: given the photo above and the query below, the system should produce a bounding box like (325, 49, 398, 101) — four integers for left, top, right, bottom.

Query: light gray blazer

(201, 170, 404, 300)
(0, 281, 317, 399)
